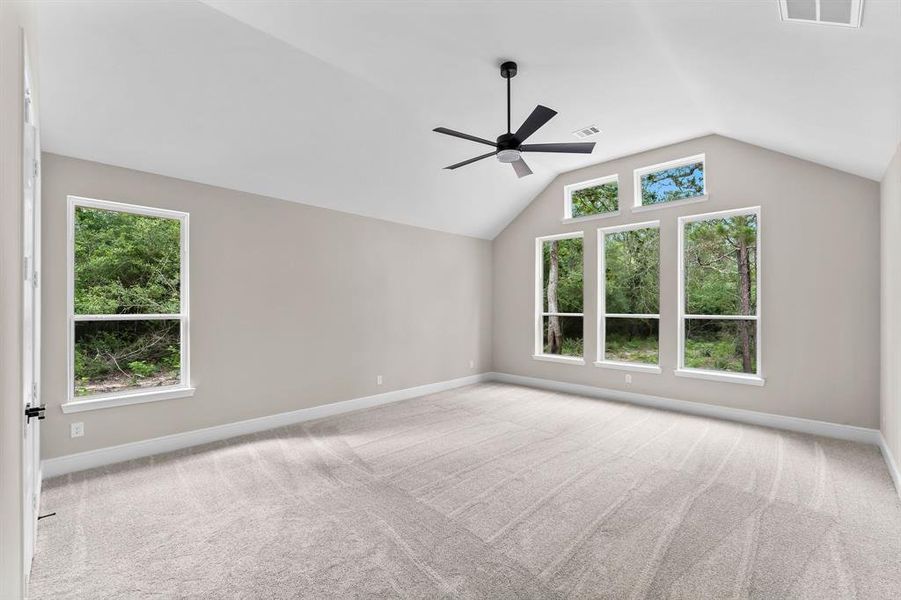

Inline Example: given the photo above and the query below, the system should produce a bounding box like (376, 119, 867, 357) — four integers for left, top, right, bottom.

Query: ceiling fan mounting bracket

(496, 132, 518, 150)
(500, 61, 517, 79)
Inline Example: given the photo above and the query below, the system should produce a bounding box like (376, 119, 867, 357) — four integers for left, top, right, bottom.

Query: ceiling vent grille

(572, 125, 601, 140)
(778, 0, 863, 27)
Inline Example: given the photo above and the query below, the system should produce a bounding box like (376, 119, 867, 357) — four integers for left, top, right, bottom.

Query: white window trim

(60, 386, 195, 414)
(633, 153, 707, 212)
(596, 220, 661, 372)
(594, 360, 661, 374)
(631, 194, 709, 214)
(533, 354, 586, 366)
(674, 368, 764, 386)
(561, 211, 621, 225)
(563, 174, 619, 223)
(534, 231, 585, 364)
(677, 205, 763, 385)
(63, 195, 192, 413)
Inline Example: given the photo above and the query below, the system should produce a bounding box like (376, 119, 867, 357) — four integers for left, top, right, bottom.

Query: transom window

(677, 206, 763, 385)
(563, 175, 619, 220)
(67, 196, 191, 408)
(634, 154, 706, 209)
(534, 232, 584, 364)
(597, 221, 661, 373)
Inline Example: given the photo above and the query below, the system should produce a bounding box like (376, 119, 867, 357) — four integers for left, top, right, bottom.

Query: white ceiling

(37, 1, 901, 239)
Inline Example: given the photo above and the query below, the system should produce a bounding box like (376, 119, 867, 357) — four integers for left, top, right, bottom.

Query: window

(65, 196, 192, 412)
(535, 232, 584, 364)
(778, 0, 863, 28)
(634, 154, 706, 210)
(677, 206, 763, 385)
(597, 221, 661, 373)
(563, 175, 618, 221)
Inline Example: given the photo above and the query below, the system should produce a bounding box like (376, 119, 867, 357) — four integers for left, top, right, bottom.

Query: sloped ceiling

(37, 1, 901, 239)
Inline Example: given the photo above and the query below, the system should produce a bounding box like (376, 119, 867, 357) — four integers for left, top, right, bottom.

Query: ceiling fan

(433, 61, 596, 178)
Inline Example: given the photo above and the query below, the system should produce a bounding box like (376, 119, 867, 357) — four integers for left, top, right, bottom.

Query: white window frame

(676, 206, 763, 386)
(596, 220, 662, 374)
(534, 231, 585, 365)
(562, 174, 619, 223)
(63, 196, 193, 413)
(633, 153, 707, 213)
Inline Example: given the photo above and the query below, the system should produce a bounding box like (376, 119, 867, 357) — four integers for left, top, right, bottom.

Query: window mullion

(73, 313, 184, 322)
(683, 314, 757, 321)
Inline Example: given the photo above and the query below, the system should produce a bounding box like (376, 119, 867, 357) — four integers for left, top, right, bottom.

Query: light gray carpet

(29, 383, 901, 599)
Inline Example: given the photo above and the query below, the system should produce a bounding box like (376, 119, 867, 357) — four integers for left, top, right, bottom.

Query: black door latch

(25, 403, 46, 423)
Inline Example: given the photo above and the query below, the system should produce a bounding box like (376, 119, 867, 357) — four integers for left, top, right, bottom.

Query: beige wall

(493, 134, 880, 428)
(881, 143, 901, 463)
(40, 153, 492, 459)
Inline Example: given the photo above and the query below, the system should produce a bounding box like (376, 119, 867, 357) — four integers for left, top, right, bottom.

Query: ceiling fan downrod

(501, 60, 517, 134)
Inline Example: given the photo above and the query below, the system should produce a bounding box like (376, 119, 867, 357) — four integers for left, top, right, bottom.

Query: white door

(22, 55, 42, 581)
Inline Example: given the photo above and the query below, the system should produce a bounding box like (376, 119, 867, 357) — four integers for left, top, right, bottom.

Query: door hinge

(32, 382, 38, 401)
(33, 159, 39, 178)
(33, 270, 39, 288)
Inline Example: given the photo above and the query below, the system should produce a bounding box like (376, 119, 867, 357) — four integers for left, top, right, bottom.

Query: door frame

(21, 36, 41, 583)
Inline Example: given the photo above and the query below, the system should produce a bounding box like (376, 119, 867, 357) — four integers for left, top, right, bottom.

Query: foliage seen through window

(73, 205, 184, 397)
(541, 237, 583, 357)
(683, 213, 758, 374)
(570, 180, 618, 218)
(640, 161, 704, 206)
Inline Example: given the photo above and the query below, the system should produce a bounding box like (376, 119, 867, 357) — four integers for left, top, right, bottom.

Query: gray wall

(493, 134, 880, 428)
(882, 143, 901, 463)
(41, 153, 493, 459)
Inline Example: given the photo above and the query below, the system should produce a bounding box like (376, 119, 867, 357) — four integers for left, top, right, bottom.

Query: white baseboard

(879, 434, 901, 498)
(42, 370, 887, 482)
(488, 372, 882, 446)
(42, 373, 489, 478)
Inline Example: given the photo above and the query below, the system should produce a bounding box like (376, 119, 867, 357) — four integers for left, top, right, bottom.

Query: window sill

(594, 361, 661, 374)
(674, 368, 764, 386)
(561, 211, 620, 225)
(631, 195, 708, 213)
(61, 386, 195, 414)
(532, 354, 585, 366)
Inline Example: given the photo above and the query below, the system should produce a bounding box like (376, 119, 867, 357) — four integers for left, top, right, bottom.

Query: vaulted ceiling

(37, 1, 901, 239)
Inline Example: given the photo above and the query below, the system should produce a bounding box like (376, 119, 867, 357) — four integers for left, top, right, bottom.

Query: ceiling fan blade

(511, 158, 533, 178)
(513, 105, 557, 142)
(444, 150, 497, 170)
(520, 142, 596, 154)
(433, 127, 498, 148)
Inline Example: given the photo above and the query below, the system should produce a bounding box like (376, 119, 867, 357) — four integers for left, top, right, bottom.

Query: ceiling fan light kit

(496, 149, 522, 163)
(433, 60, 596, 178)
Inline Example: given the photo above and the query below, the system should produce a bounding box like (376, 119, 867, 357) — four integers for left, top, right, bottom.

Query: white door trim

(22, 40, 41, 582)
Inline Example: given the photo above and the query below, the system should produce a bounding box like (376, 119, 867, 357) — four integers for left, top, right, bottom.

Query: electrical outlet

(70, 422, 84, 438)
(377, 375, 383, 385)
(469, 360, 475, 369)
(625, 374, 632, 385)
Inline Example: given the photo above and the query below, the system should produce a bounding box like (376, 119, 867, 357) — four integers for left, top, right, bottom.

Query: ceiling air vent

(572, 125, 601, 140)
(778, 0, 863, 27)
